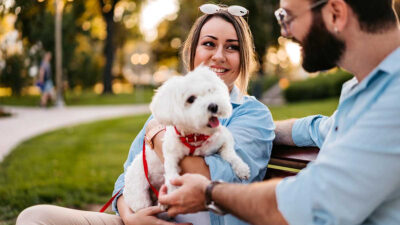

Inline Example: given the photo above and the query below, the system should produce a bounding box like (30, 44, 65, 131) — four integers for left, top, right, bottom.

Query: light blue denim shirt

(112, 86, 275, 225)
(276, 47, 400, 225)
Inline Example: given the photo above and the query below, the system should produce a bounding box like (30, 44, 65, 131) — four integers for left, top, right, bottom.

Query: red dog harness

(174, 127, 210, 155)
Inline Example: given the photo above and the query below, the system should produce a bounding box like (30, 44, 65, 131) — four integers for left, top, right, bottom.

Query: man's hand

(158, 174, 211, 217)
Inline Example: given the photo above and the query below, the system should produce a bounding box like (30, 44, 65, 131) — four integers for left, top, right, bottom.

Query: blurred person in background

(37, 51, 55, 107)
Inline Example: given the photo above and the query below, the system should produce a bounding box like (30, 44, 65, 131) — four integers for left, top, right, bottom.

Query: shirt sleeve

(292, 113, 335, 148)
(276, 80, 400, 225)
(112, 117, 152, 214)
(205, 100, 275, 183)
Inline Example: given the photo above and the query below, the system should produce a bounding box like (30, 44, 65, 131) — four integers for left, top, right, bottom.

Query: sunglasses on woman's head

(199, 4, 249, 17)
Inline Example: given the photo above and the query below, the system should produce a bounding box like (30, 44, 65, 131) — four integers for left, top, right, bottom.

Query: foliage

(248, 74, 279, 98)
(0, 54, 27, 96)
(11, 0, 143, 94)
(13, 0, 89, 89)
(150, 0, 199, 72)
(68, 50, 103, 88)
(230, 0, 281, 72)
(284, 70, 353, 102)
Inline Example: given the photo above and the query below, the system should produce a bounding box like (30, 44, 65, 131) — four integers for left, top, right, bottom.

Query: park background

(0, 0, 399, 224)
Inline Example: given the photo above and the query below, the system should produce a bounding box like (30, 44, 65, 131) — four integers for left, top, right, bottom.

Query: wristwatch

(144, 124, 166, 149)
(205, 180, 227, 215)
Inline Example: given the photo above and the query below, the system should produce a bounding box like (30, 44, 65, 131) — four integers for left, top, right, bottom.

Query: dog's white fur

(123, 66, 250, 212)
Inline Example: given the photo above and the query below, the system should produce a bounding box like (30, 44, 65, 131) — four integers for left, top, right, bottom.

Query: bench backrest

(264, 145, 319, 179)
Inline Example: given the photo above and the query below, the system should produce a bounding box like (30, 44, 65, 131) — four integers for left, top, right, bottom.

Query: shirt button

(335, 126, 339, 131)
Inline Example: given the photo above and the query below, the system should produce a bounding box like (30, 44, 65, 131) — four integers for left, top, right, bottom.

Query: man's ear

(323, 0, 348, 33)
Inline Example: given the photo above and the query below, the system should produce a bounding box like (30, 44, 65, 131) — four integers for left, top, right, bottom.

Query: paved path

(0, 105, 150, 162)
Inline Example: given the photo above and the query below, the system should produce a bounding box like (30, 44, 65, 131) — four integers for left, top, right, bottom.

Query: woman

(16, 4, 274, 225)
(114, 4, 275, 225)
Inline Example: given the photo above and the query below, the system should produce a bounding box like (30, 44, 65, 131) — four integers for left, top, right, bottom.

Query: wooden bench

(264, 145, 320, 179)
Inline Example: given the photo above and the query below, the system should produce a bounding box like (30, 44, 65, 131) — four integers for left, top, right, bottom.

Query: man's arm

(273, 119, 297, 146)
(158, 174, 288, 225)
(212, 179, 288, 225)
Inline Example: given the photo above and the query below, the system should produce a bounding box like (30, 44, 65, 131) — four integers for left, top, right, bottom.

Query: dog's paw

(158, 202, 169, 211)
(234, 163, 250, 180)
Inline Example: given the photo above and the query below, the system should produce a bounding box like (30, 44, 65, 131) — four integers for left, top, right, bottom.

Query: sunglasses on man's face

(199, 4, 249, 17)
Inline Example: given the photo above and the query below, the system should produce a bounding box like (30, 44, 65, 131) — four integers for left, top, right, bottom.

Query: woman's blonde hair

(182, 9, 258, 95)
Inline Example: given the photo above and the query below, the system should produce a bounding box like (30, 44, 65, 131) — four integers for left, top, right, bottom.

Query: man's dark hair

(312, 0, 399, 33)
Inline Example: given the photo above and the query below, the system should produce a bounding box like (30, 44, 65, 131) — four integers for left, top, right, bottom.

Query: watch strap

(205, 180, 223, 205)
(205, 180, 226, 215)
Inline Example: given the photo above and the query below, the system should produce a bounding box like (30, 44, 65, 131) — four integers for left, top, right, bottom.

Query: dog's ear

(150, 76, 182, 125)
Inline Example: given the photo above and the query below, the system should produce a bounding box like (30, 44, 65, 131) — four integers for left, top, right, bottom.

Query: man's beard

(297, 11, 346, 72)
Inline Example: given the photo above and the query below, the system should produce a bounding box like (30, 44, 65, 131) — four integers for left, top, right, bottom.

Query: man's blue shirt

(277, 47, 400, 225)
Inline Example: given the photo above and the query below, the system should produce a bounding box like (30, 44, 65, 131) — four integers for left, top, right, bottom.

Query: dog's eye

(186, 95, 196, 104)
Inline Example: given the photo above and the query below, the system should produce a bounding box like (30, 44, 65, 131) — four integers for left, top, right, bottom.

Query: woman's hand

(117, 196, 191, 225)
(121, 206, 177, 225)
(158, 174, 211, 217)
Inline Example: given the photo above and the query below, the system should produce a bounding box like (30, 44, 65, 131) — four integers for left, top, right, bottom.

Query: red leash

(142, 139, 160, 197)
(99, 186, 123, 212)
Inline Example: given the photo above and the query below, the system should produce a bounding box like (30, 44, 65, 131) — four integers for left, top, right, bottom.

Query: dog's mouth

(207, 116, 220, 128)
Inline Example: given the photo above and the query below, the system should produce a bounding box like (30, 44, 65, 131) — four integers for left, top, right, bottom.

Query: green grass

(0, 98, 339, 224)
(0, 114, 149, 224)
(269, 98, 338, 120)
(0, 88, 154, 106)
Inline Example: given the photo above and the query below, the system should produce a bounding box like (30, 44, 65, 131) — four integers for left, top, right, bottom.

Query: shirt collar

(230, 85, 244, 105)
(376, 47, 400, 75)
(341, 47, 400, 99)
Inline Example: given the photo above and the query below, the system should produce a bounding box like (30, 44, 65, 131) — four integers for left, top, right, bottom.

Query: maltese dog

(123, 66, 250, 212)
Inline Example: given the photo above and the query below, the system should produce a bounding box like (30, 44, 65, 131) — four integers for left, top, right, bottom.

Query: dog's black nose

(208, 103, 218, 113)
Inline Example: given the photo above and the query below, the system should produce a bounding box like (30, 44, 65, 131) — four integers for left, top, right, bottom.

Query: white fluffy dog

(123, 66, 250, 212)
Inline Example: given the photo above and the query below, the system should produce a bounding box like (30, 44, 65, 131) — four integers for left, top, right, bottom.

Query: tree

(231, 0, 281, 74)
(14, 0, 86, 90)
(98, 0, 142, 94)
(0, 54, 26, 96)
(98, 0, 119, 94)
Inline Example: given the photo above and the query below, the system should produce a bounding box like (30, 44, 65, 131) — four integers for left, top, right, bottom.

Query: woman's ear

(323, 0, 348, 33)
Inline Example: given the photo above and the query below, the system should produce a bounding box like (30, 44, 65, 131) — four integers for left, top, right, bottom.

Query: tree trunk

(99, 0, 119, 94)
(102, 12, 115, 94)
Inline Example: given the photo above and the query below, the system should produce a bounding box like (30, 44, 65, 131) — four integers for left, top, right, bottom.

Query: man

(158, 0, 400, 224)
